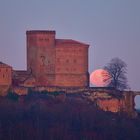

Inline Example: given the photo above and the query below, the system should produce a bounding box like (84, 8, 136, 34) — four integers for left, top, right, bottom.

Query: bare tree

(104, 57, 129, 91)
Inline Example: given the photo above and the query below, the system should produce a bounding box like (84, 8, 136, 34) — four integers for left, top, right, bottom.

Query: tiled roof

(56, 39, 89, 46)
(13, 70, 32, 83)
(0, 62, 12, 68)
(13, 70, 30, 77)
(14, 70, 29, 74)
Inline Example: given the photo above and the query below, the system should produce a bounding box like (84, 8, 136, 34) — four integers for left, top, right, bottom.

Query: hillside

(0, 92, 140, 140)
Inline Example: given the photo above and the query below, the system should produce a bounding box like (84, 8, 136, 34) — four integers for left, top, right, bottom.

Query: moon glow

(90, 69, 111, 87)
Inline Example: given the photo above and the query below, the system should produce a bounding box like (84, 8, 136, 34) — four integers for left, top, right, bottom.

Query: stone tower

(26, 30, 89, 87)
(0, 62, 12, 86)
(26, 30, 56, 86)
(55, 40, 89, 87)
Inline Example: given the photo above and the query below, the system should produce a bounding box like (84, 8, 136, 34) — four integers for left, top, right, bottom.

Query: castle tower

(0, 62, 12, 86)
(26, 30, 56, 86)
(55, 39, 89, 87)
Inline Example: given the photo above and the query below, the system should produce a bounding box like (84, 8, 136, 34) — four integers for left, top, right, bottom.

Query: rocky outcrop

(96, 98, 124, 113)
(12, 86, 28, 95)
(0, 85, 138, 117)
(0, 85, 10, 96)
(82, 90, 137, 117)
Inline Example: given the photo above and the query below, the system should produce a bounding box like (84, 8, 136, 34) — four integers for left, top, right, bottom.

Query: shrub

(6, 90, 19, 101)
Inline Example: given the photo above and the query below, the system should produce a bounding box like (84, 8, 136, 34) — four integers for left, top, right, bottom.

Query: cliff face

(96, 98, 124, 113)
(83, 90, 137, 117)
(0, 95, 140, 140)
(0, 85, 138, 117)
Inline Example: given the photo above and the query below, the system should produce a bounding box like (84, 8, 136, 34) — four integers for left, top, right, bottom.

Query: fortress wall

(21, 30, 90, 87)
(55, 45, 89, 87)
(0, 67, 12, 86)
(96, 98, 124, 113)
(26, 31, 56, 86)
(55, 74, 88, 87)
(55, 45, 88, 74)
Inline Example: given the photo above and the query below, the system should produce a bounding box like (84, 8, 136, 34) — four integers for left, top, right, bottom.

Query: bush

(6, 91, 19, 101)
(25, 88, 65, 101)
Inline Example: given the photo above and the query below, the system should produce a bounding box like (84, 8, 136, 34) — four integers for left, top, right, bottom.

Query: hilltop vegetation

(0, 92, 140, 140)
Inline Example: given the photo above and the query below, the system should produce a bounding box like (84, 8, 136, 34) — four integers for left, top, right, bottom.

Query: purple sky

(0, 0, 140, 93)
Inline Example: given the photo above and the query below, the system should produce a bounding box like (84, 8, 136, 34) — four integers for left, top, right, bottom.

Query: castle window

(66, 59, 69, 63)
(3, 74, 5, 78)
(73, 59, 77, 63)
(45, 38, 49, 41)
(57, 68, 60, 71)
(57, 58, 60, 62)
(6, 69, 8, 72)
(39, 38, 43, 41)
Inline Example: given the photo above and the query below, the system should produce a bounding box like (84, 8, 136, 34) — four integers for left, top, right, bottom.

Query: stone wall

(86, 91, 137, 117)
(0, 85, 10, 96)
(0, 66, 12, 86)
(55, 45, 89, 87)
(26, 30, 89, 87)
(96, 98, 124, 113)
(26, 31, 56, 86)
(12, 86, 28, 96)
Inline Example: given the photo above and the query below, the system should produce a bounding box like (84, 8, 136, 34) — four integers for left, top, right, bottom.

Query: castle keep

(0, 30, 89, 88)
(26, 30, 89, 87)
(0, 31, 139, 117)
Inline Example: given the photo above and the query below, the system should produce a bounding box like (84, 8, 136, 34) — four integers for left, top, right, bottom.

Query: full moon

(90, 69, 111, 87)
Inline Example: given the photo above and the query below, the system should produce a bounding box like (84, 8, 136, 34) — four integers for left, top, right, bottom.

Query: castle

(0, 30, 139, 117)
(0, 30, 89, 88)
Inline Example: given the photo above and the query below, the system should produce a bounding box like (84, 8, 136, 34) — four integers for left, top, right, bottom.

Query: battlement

(26, 30, 56, 35)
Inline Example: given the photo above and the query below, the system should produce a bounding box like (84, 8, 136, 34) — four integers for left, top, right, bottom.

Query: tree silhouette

(104, 57, 129, 91)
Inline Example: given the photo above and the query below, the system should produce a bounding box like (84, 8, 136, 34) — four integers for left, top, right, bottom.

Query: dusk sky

(0, 0, 140, 93)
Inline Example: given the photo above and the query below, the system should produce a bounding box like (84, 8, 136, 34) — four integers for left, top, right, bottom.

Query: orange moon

(90, 69, 111, 87)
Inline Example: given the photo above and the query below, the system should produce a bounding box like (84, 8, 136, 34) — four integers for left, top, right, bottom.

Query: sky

(0, 0, 140, 105)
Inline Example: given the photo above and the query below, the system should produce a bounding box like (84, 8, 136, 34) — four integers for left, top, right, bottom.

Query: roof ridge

(56, 39, 89, 46)
(0, 61, 12, 67)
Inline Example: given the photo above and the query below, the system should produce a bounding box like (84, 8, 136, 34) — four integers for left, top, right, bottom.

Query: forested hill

(0, 92, 140, 140)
